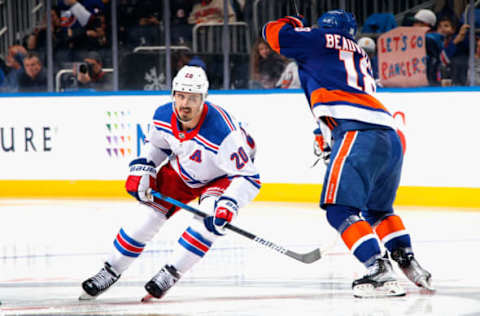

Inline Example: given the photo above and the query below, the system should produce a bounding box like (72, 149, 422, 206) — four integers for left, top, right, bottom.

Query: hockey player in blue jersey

(79, 65, 260, 301)
(263, 10, 433, 297)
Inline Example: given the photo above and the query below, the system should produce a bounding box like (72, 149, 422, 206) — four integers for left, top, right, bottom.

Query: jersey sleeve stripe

(311, 88, 389, 113)
(244, 175, 262, 189)
(195, 134, 220, 151)
(154, 120, 172, 129)
(211, 104, 236, 131)
(154, 120, 173, 134)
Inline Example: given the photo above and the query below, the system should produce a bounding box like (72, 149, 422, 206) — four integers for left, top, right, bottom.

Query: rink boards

(0, 88, 479, 208)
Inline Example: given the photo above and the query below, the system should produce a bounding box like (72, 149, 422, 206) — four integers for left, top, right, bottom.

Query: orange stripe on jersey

(375, 215, 406, 241)
(264, 22, 286, 54)
(341, 220, 374, 250)
(325, 117, 334, 130)
(329, 117, 338, 127)
(325, 116, 337, 130)
(325, 131, 357, 204)
(311, 88, 389, 113)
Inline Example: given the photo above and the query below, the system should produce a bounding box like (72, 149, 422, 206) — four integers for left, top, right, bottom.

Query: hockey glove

(205, 197, 239, 236)
(313, 128, 332, 166)
(278, 15, 305, 28)
(125, 158, 157, 202)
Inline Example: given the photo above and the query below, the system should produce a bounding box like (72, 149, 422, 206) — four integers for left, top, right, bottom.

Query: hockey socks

(326, 205, 382, 266)
(374, 214, 412, 254)
(170, 223, 218, 274)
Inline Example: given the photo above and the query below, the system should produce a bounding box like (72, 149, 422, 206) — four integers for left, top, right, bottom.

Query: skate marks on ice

(1, 200, 480, 315)
(1, 281, 480, 316)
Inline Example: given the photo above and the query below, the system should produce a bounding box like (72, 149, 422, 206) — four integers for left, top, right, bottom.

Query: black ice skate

(142, 265, 181, 302)
(79, 262, 120, 300)
(352, 257, 406, 298)
(391, 248, 434, 291)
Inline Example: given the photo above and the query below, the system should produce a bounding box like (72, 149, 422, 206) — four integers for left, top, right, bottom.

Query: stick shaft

(150, 190, 321, 264)
(290, 0, 300, 16)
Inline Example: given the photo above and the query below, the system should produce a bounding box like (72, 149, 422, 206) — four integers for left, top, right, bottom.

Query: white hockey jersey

(144, 101, 260, 208)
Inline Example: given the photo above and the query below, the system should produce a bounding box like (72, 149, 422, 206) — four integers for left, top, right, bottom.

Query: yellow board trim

(0, 181, 479, 208)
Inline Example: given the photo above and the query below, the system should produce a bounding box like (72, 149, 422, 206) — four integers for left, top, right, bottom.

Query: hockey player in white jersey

(79, 65, 260, 300)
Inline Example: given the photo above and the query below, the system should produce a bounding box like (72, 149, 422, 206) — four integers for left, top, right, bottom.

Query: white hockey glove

(205, 197, 238, 236)
(125, 158, 157, 202)
(313, 128, 331, 166)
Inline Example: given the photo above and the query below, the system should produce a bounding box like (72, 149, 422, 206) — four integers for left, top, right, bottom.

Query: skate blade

(418, 278, 436, 292)
(79, 291, 96, 301)
(353, 281, 406, 298)
(141, 294, 154, 303)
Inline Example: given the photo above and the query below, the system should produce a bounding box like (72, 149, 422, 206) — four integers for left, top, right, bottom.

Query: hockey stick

(149, 190, 321, 264)
(290, 0, 300, 16)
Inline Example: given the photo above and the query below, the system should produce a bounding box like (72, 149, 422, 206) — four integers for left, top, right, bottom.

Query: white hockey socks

(108, 206, 167, 273)
(168, 220, 219, 274)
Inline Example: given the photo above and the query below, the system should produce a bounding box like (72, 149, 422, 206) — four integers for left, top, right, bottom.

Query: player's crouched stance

(79, 65, 260, 301)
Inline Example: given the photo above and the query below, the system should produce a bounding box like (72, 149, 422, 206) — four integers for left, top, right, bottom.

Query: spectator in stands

(188, 0, 237, 24)
(168, 0, 239, 47)
(117, 0, 139, 47)
(275, 61, 300, 89)
(171, 51, 207, 79)
(467, 36, 480, 85)
(1, 45, 27, 92)
(434, 0, 469, 20)
(171, 51, 194, 76)
(17, 52, 47, 92)
(126, 0, 163, 48)
(362, 13, 397, 33)
(412, 9, 443, 85)
(26, 6, 65, 58)
(171, 0, 194, 45)
(188, 55, 207, 72)
(437, 15, 470, 85)
(58, 0, 107, 61)
(358, 37, 379, 80)
(0, 62, 5, 89)
(413, 8, 437, 27)
(249, 38, 287, 89)
(70, 51, 111, 91)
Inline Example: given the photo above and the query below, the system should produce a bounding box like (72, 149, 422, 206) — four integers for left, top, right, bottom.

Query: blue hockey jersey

(262, 19, 396, 136)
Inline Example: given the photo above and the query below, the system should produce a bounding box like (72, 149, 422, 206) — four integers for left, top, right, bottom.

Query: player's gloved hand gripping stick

(148, 190, 321, 264)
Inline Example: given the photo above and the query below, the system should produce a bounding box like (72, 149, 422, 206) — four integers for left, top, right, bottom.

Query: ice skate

(391, 248, 434, 291)
(142, 265, 181, 302)
(352, 257, 406, 298)
(79, 262, 120, 300)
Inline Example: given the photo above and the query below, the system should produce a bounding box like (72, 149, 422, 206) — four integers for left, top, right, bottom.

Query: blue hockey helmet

(317, 10, 357, 37)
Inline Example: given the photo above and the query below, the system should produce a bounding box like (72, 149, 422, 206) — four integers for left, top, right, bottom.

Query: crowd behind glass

(1, 0, 479, 93)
